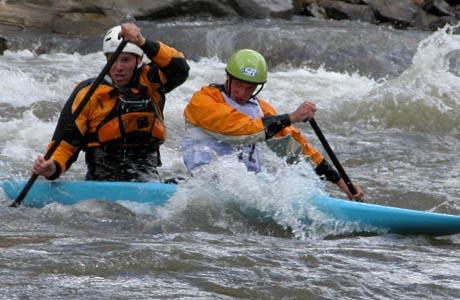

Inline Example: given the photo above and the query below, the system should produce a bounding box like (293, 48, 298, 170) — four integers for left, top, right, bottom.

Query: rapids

(0, 20, 459, 299)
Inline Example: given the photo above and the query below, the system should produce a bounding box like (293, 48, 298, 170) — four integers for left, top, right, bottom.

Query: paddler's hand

(32, 155, 57, 179)
(336, 178, 365, 202)
(120, 23, 146, 47)
(289, 101, 317, 123)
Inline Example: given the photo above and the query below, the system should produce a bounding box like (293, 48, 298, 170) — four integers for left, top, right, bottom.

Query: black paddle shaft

(309, 118, 357, 196)
(9, 40, 128, 207)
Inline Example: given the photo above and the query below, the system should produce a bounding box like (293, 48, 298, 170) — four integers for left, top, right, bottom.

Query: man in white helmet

(32, 23, 189, 181)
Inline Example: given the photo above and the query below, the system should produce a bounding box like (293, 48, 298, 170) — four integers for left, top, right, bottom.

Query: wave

(334, 26, 460, 135)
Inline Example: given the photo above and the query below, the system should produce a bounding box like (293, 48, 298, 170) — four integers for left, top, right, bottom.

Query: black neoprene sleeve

(262, 114, 291, 139)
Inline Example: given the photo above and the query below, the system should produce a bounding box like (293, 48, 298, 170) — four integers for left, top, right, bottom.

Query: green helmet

(225, 49, 267, 84)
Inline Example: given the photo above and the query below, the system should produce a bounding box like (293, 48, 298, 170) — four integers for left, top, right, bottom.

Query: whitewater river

(0, 19, 459, 299)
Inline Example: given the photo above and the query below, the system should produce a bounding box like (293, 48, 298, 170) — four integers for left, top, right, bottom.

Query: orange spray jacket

(182, 85, 340, 182)
(47, 40, 189, 180)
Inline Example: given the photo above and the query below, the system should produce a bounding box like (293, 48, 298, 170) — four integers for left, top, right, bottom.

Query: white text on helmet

(242, 67, 257, 77)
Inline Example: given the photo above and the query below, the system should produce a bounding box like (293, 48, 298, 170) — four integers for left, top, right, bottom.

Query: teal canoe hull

(1, 180, 176, 207)
(2, 180, 460, 236)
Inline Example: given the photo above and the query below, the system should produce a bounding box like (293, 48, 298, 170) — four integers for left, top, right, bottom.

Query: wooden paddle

(309, 118, 357, 196)
(9, 40, 128, 207)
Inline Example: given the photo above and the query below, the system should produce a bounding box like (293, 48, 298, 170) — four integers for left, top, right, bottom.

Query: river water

(0, 19, 459, 299)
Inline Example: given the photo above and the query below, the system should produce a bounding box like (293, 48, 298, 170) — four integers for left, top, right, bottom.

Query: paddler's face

(107, 53, 141, 86)
(228, 78, 257, 105)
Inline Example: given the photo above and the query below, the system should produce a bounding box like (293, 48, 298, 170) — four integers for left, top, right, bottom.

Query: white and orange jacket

(182, 85, 335, 177)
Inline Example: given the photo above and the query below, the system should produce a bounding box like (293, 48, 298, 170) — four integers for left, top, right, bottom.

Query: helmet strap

(225, 76, 233, 99)
(136, 55, 143, 69)
(252, 83, 264, 98)
(224, 75, 264, 101)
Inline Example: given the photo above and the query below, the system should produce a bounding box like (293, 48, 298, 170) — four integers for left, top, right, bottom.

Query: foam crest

(393, 25, 460, 111)
(340, 26, 460, 134)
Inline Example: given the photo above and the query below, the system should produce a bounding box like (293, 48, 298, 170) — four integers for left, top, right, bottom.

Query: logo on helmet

(242, 67, 257, 77)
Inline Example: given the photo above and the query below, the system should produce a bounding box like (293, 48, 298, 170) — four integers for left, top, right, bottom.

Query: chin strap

(251, 83, 264, 98)
(226, 77, 233, 99)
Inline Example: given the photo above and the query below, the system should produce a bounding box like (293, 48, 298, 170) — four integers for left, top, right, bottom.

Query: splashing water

(339, 26, 460, 134)
(154, 155, 379, 240)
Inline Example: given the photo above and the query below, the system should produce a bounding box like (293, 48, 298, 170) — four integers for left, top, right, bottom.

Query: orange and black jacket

(47, 39, 189, 180)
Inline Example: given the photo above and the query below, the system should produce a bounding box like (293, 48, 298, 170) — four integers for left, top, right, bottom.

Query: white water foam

(264, 66, 377, 112)
(154, 156, 381, 240)
(343, 25, 460, 133)
(1, 110, 54, 162)
(0, 51, 102, 106)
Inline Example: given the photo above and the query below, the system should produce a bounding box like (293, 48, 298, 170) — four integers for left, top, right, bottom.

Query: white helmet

(102, 25, 144, 57)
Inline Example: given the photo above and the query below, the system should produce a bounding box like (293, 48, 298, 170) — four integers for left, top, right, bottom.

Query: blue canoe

(1, 180, 460, 236)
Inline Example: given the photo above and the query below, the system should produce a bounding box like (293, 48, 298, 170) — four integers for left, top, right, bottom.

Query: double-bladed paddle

(9, 40, 128, 207)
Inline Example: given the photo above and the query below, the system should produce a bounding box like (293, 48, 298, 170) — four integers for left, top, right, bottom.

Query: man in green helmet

(182, 49, 364, 201)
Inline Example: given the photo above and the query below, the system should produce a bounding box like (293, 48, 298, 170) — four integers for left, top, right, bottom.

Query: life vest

(86, 84, 165, 146)
(183, 84, 264, 172)
(84, 83, 165, 181)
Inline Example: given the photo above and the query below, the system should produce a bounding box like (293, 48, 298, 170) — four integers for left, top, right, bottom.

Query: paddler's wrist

(315, 159, 341, 183)
(136, 36, 146, 47)
(140, 39, 160, 58)
(45, 161, 60, 180)
(289, 111, 302, 123)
